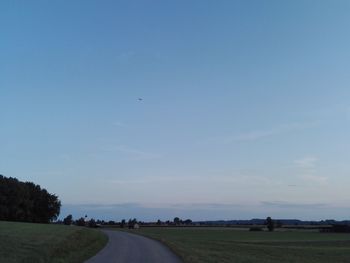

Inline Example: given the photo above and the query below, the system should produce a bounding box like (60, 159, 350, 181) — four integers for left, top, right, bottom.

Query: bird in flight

(138, 98, 143, 101)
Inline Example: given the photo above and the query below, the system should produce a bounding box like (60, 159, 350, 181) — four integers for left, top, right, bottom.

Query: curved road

(85, 230, 183, 263)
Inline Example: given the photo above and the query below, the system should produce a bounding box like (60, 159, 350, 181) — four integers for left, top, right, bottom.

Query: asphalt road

(85, 230, 183, 263)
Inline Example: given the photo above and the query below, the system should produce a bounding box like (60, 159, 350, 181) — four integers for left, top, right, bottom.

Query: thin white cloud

(346, 106, 350, 121)
(108, 174, 274, 186)
(261, 201, 327, 209)
(203, 121, 318, 144)
(294, 156, 318, 170)
(294, 156, 328, 184)
(59, 153, 71, 160)
(112, 145, 162, 160)
(96, 139, 162, 160)
(117, 51, 135, 61)
(112, 121, 127, 128)
(301, 174, 328, 184)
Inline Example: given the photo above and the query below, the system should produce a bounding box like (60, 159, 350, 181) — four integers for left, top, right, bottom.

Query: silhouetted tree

(96, 219, 104, 225)
(88, 218, 97, 228)
(0, 175, 61, 223)
(157, 219, 162, 225)
(266, 217, 275, 232)
(128, 219, 133, 229)
(76, 217, 86, 226)
(120, 219, 126, 228)
(128, 218, 138, 229)
(174, 217, 181, 225)
(63, 214, 73, 225)
(184, 219, 192, 225)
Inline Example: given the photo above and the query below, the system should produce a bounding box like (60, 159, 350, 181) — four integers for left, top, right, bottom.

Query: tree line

(61, 215, 194, 228)
(0, 175, 61, 223)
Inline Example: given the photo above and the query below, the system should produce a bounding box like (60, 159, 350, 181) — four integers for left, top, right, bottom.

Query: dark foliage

(96, 219, 104, 225)
(331, 225, 350, 233)
(63, 214, 73, 225)
(266, 217, 275, 232)
(76, 217, 86, 226)
(128, 218, 137, 229)
(184, 219, 193, 225)
(0, 175, 61, 223)
(173, 217, 180, 225)
(88, 218, 97, 228)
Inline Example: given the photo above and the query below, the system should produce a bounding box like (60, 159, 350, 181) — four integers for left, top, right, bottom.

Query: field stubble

(0, 221, 107, 263)
(126, 227, 350, 263)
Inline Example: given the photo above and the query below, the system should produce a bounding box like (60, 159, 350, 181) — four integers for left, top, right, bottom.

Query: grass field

(127, 227, 350, 263)
(0, 221, 108, 263)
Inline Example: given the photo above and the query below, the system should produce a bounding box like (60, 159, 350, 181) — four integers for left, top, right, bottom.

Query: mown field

(128, 227, 350, 263)
(0, 221, 108, 263)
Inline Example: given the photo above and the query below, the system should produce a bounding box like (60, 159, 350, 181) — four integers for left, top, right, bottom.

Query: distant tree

(157, 219, 162, 225)
(63, 214, 73, 225)
(76, 217, 86, 226)
(120, 219, 126, 228)
(88, 218, 97, 228)
(184, 219, 192, 225)
(128, 218, 138, 229)
(266, 217, 275, 232)
(174, 217, 181, 225)
(276, 220, 283, 228)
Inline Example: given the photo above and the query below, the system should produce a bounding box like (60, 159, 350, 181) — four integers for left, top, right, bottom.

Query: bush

(76, 217, 86, 226)
(63, 215, 73, 225)
(88, 219, 97, 228)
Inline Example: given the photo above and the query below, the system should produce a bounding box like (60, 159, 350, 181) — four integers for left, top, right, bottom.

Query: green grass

(0, 221, 108, 263)
(127, 227, 350, 263)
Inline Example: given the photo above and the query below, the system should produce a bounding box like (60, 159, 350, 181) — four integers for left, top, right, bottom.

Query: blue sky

(1, 0, 350, 221)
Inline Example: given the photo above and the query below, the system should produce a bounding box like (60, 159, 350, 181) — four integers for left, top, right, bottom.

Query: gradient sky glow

(1, 0, 350, 221)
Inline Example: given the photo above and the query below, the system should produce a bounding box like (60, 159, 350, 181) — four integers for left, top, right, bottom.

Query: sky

(1, 0, 350, 221)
